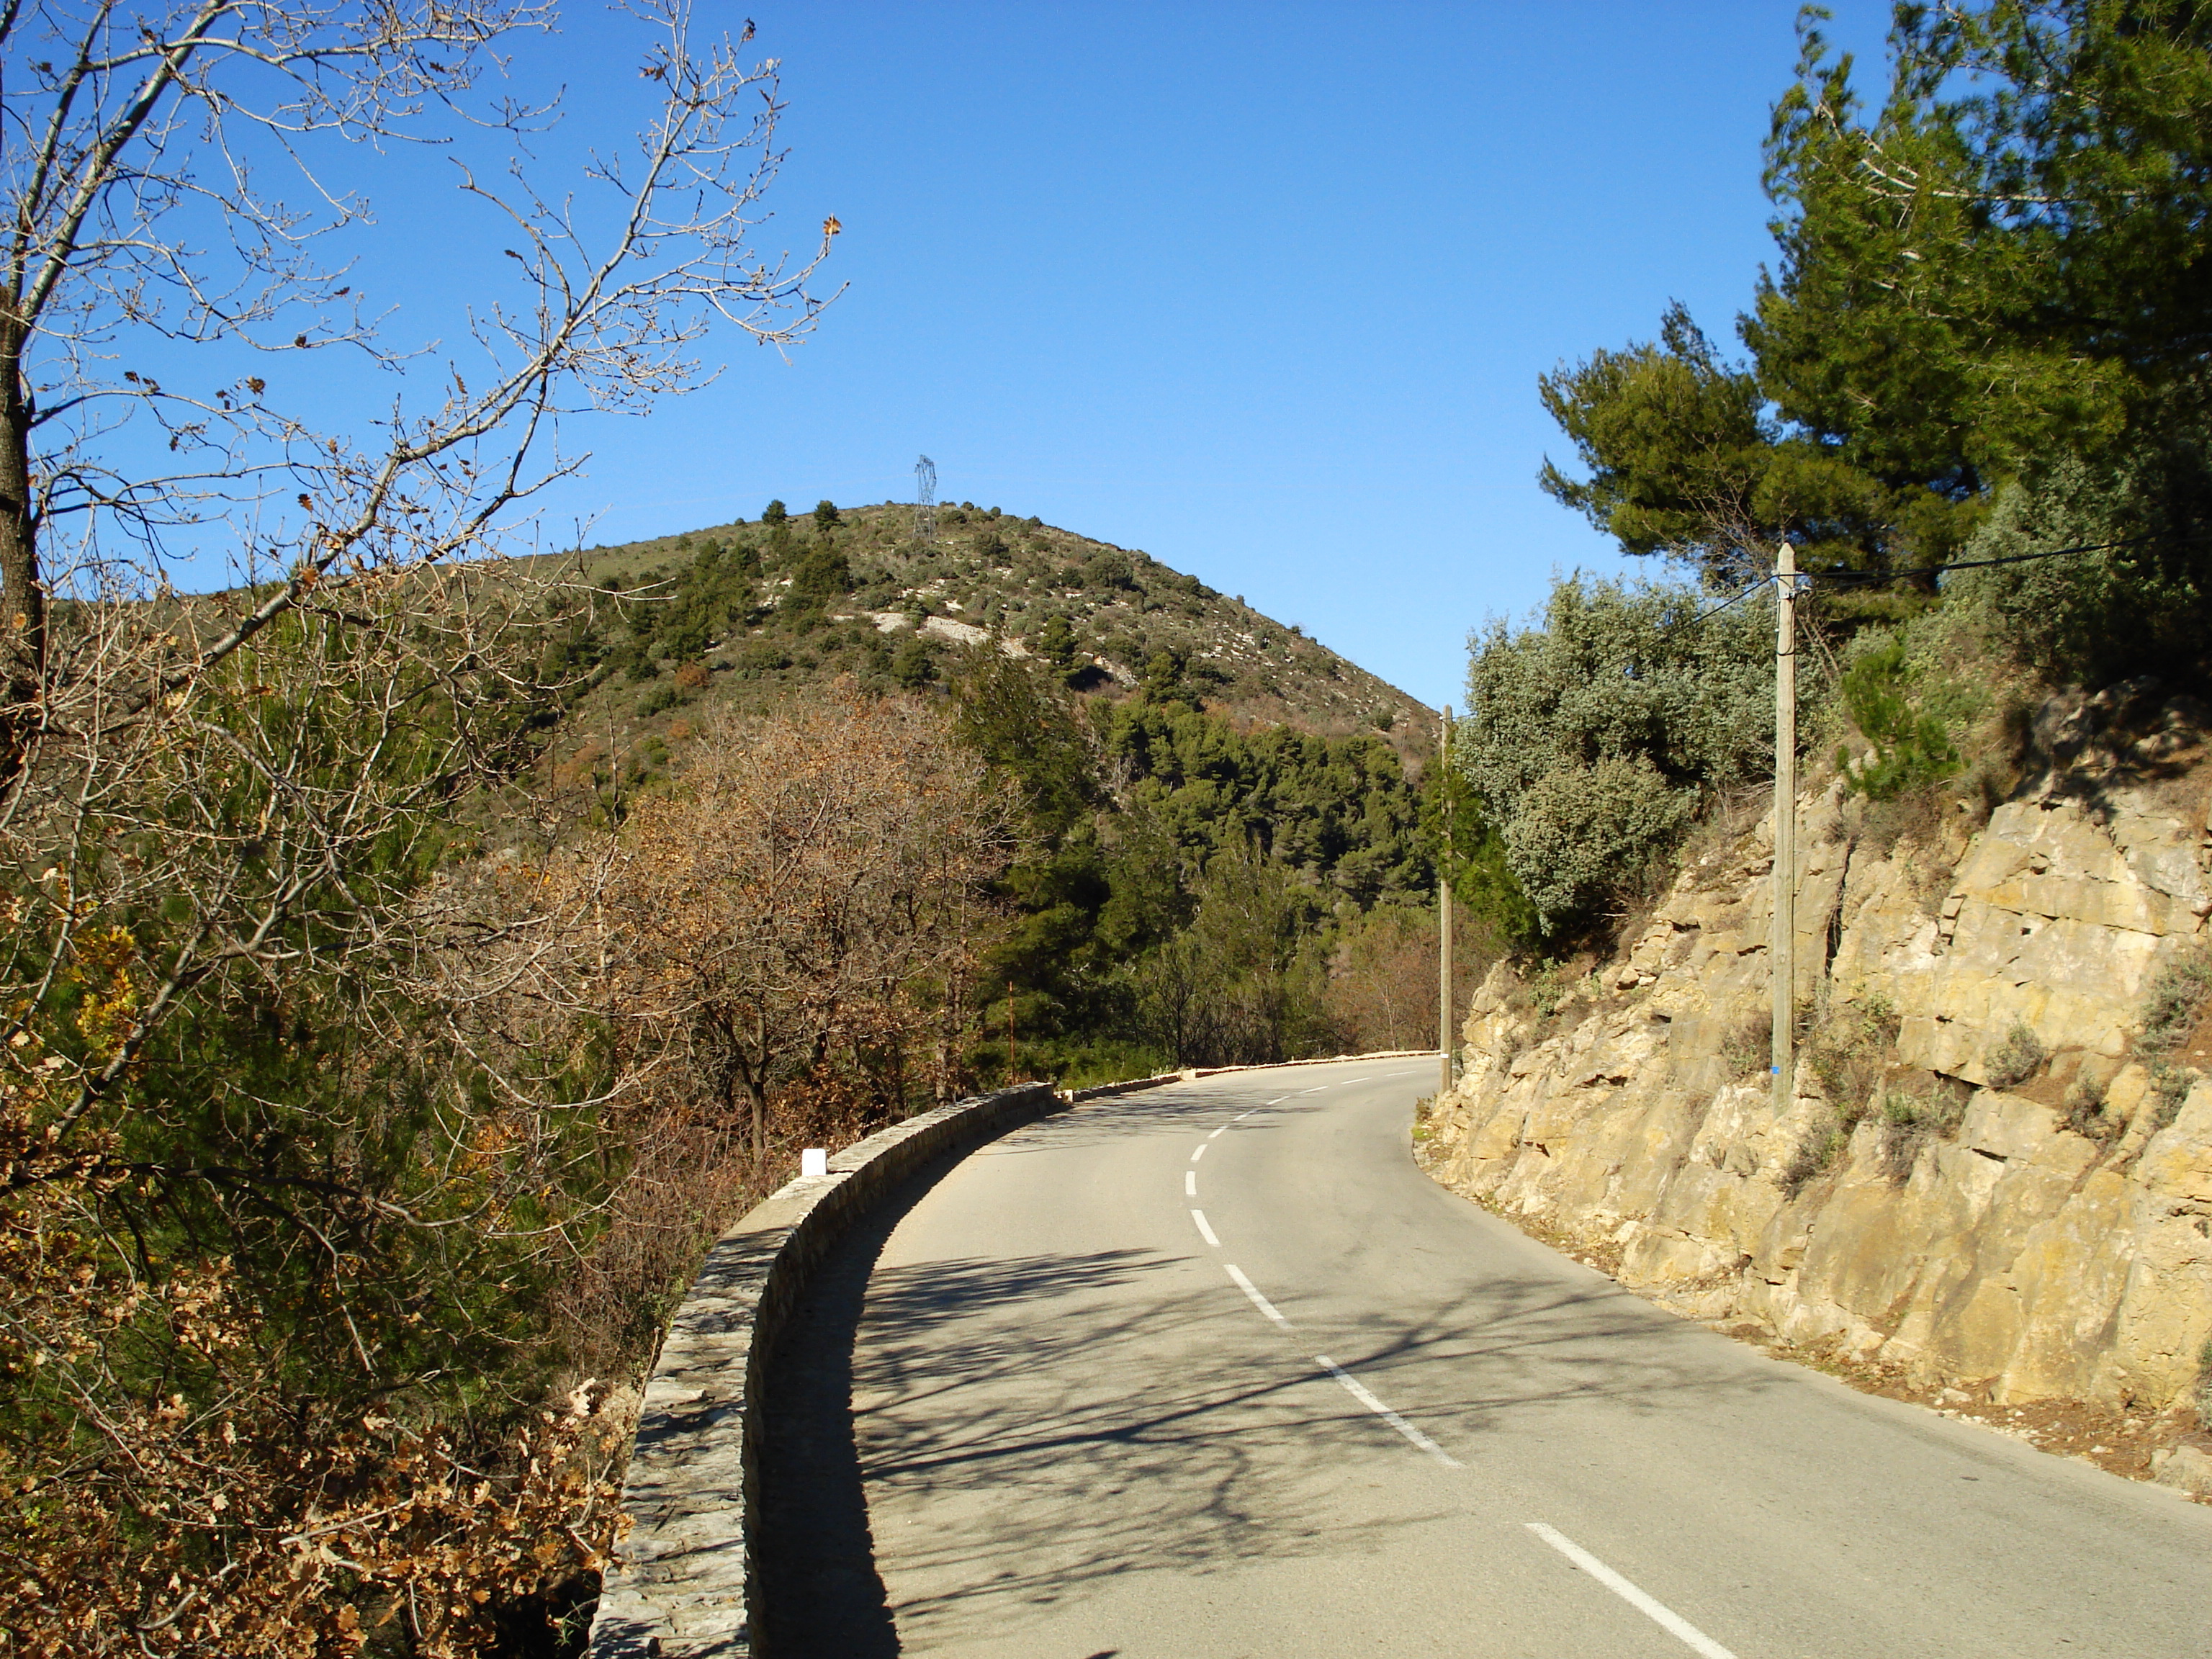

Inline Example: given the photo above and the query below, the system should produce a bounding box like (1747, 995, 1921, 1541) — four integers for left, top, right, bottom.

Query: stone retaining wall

(588, 1082, 1058, 1658)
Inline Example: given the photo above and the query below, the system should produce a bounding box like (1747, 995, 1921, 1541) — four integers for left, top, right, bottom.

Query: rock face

(1419, 685, 2212, 1422)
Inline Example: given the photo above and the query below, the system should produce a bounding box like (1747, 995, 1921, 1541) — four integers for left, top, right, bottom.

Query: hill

(527, 499, 1435, 801)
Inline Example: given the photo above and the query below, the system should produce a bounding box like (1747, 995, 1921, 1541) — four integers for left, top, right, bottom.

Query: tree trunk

(0, 315, 45, 784)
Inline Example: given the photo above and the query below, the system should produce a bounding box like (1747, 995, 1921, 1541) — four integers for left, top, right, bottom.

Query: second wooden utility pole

(1439, 706, 1454, 1098)
(1771, 543, 1798, 1118)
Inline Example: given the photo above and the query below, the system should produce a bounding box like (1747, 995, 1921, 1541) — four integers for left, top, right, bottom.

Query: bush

(1836, 638, 1960, 799)
(1806, 993, 1899, 1109)
(891, 634, 940, 688)
(790, 544, 853, 606)
(1781, 1115, 1848, 1195)
(1948, 431, 2212, 690)
(1984, 1020, 2048, 1089)
(1724, 1010, 1773, 1079)
(1462, 574, 1786, 940)
(2139, 949, 2212, 1055)
(2064, 1079, 2121, 1143)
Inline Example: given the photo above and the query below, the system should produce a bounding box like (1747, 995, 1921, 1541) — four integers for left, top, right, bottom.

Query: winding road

(754, 1061, 2212, 1658)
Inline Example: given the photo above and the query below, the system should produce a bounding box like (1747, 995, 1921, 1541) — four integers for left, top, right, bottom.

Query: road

(753, 1060, 2212, 1658)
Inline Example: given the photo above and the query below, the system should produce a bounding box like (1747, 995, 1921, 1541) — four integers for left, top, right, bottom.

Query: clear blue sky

(163, 1, 1903, 709)
(548, 0, 1900, 709)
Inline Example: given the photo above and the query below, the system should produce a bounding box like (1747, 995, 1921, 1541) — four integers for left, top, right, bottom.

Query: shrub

(1724, 1010, 1773, 1080)
(1836, 638, 1960, 800)
(2149, 1061, 2195, 1129)
(790, 544, 853, 605)
(891, 634, 939, 688)
(2064, 1079, 2121, 1143)
(1875, 1082, 1966, 1179)
(1946, 434, 2212, 689)
(2138, 949, 2212, 1055)
(1984, 1021, 2047, 1089)
(1501, 755, 1694, 926)
(1462, 574, 1783, 940)
(1781, 1115, 1848, 1195)
(1807, 993, 1899, 1111)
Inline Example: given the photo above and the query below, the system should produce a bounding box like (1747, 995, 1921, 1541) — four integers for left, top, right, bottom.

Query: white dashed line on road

(1315, 1355, 1462, 1468)
(1190, 1209, 1218, 1247)
(1184, 1169, 1197, 1197)
(1190, 1143, 1207, 1162)
(1223, 1264, 1291, 1328)
(1524, 1524, 1738, 1658)
(1208, 1123, 1228, 1139)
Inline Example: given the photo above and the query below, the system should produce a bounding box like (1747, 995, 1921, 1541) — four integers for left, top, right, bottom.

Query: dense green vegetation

(1465, 1, 2212, 958)
(1541, 1, 2212, 609)
(947, 649, 1437, 1079)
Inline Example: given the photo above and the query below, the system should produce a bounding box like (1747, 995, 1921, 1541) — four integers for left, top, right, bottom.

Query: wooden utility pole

(1771, 543, 1798, 1116)
(1439, 706, 1454, 1097)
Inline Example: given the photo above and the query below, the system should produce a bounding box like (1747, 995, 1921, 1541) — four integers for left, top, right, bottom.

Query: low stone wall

(588, 1082, 1058, 1659)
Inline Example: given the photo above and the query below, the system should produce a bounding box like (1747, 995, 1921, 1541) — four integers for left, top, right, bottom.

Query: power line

(1679, 527, 2192, 625)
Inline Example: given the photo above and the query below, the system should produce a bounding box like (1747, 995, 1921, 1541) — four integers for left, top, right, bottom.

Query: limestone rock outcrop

(1419, 685, 2212, 1422)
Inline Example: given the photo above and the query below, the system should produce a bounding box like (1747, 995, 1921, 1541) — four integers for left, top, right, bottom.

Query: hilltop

(527, 499, 1434, 799)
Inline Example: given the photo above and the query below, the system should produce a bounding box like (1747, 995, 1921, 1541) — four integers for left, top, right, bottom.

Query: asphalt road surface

(755, 1061, 2212, 1658)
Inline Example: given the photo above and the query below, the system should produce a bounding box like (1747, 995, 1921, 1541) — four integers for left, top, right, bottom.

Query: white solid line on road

(1184, 1169, 1197, 1197)
(1190, 1209, 1219, 1247)
(1191, 1143, 1208, 1161)
(1223, 1264, 1290, 1328)
(1313, 1355, 1462, 1468)
(1524, 1524, 1738, 1659)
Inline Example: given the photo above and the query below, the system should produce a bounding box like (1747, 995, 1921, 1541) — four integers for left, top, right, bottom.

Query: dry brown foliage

(0, 1, 846, 1647)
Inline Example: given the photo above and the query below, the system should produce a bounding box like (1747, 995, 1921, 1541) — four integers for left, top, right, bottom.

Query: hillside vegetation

(529, 498, 1430, 806)
(498, 498, 1470, 1090)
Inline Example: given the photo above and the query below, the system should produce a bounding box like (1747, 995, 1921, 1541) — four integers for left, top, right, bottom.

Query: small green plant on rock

(2149, 1061, 2195, 1130)
(2064, 1079, 2121, 1144)
(1876, 1082, 1966, 1180)
(1724, 1010, 1773, 1080)
(1984, 1021, 2048, 1089)
(2139, 949, 2212, 1056)
(1807, 993, 1900, 1111)
(1781, 1113, 1849, 1196)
